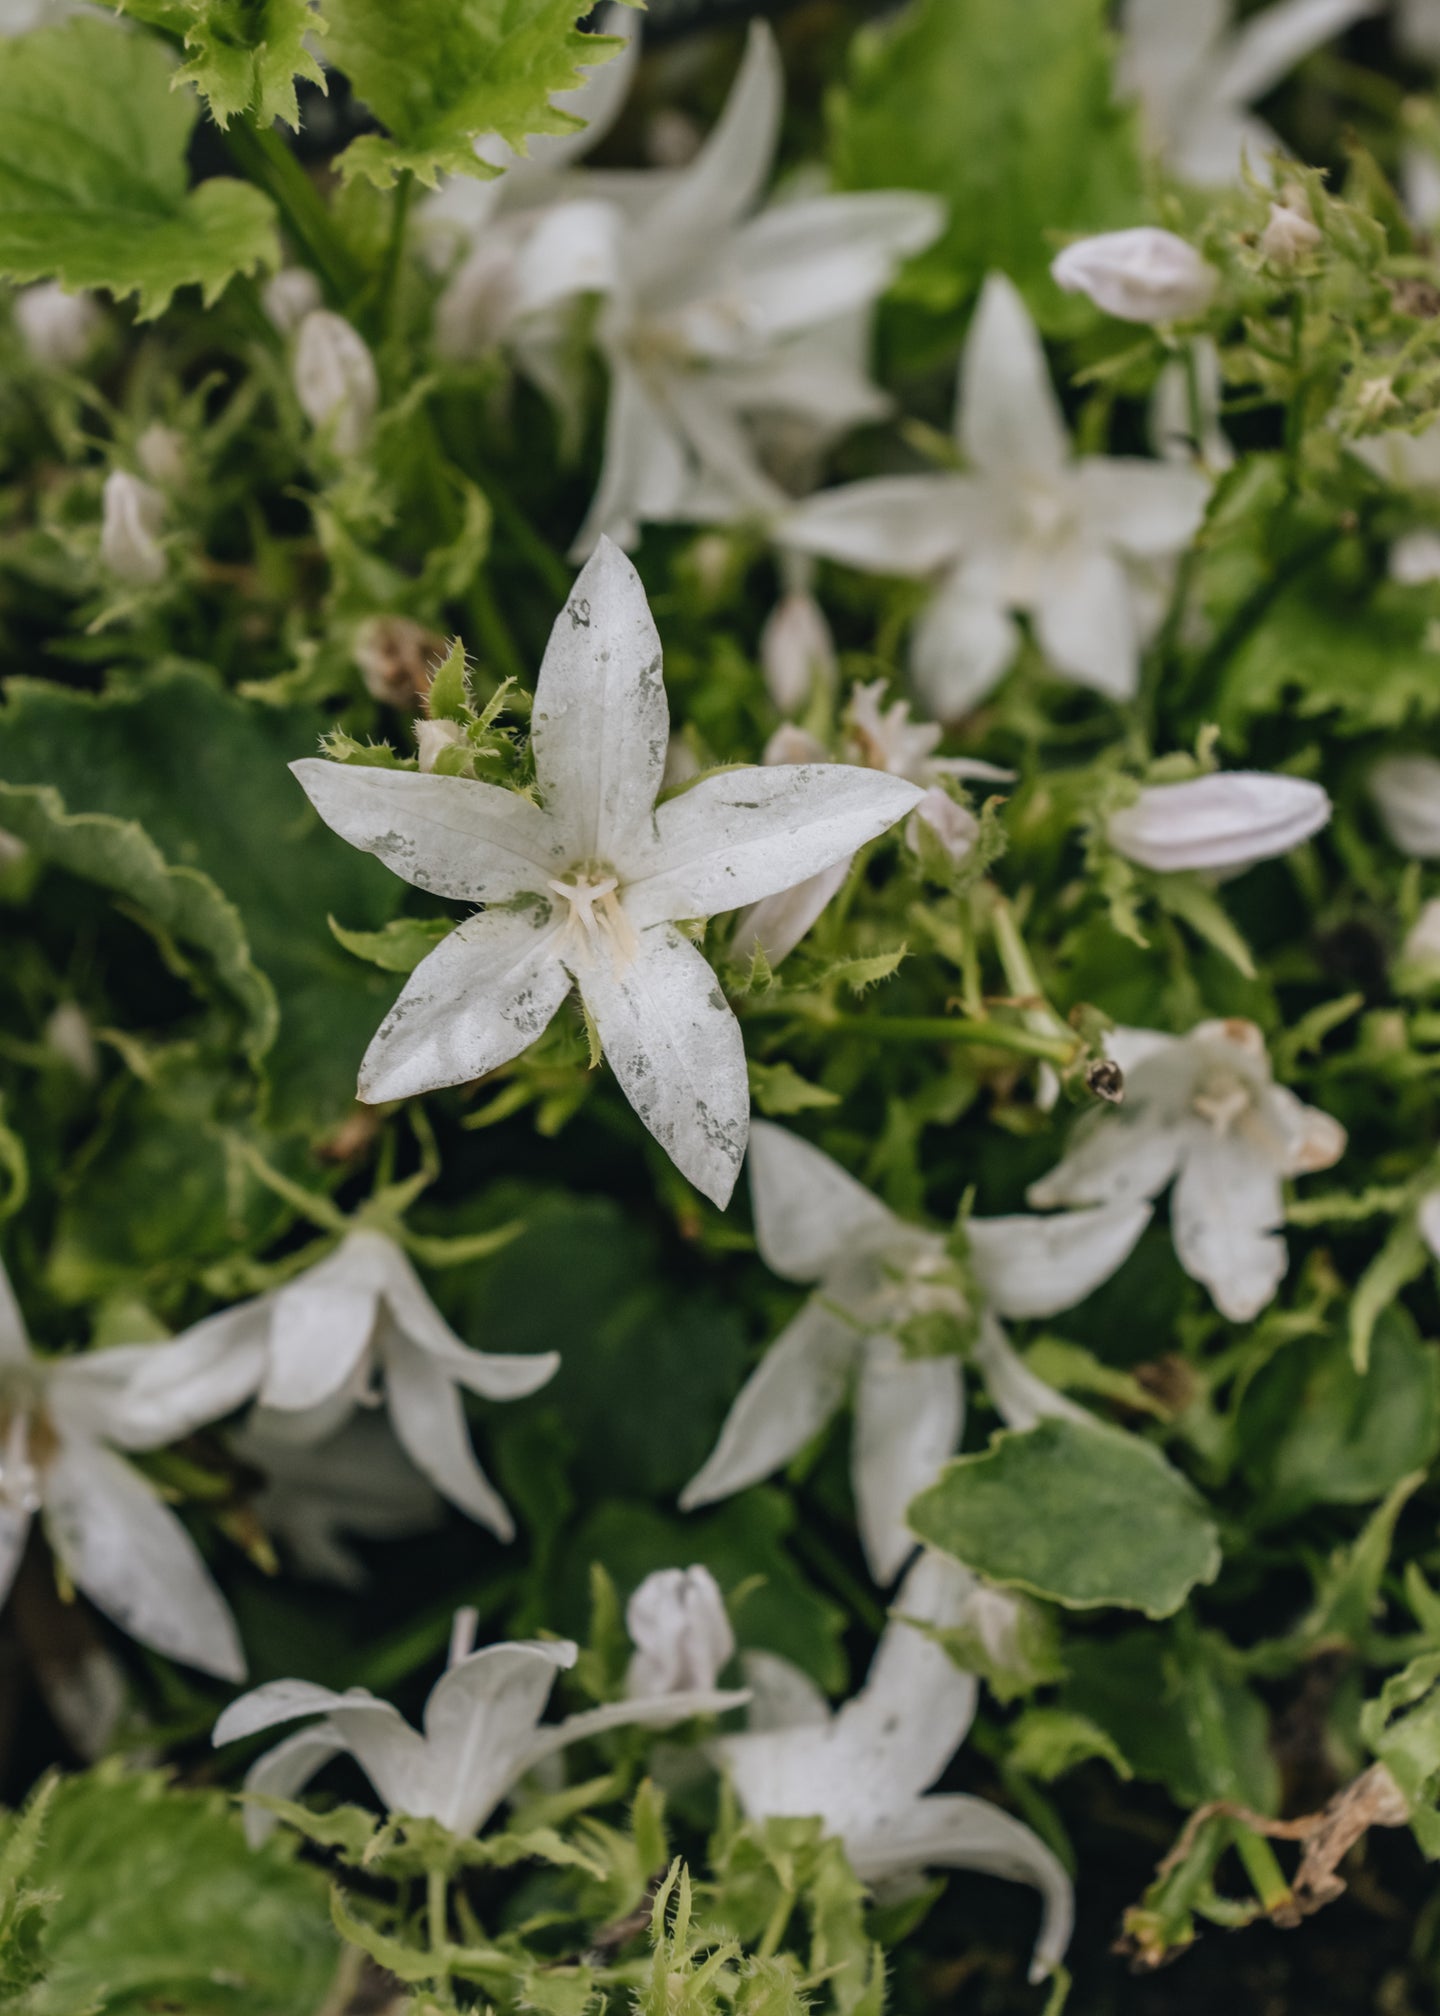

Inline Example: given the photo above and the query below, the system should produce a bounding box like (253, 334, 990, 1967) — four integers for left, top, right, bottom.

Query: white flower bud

(135, 422, 186, 489)
(415, 719, 468, 773)
(906, 785, 979, 864)
(293, 310, 378, 456)
(353, 615, 446, 707)
(663, 733, 702, 788)
(1260, 199, 1322, 269)
(1403, 898, 1440, 969)
(1372, 754, 1440, 858)
(13, 281, 102, 367)
(1106, 771, 1330, 873)
(100, 471, 167, 586)
(1419, 1188, 1440, 1263)
(646, 108, 702, 169)
(262, 266, 323, 336)
(625, 1565, 735, 1700)
(0, 828, 24, 871)
(763, 723, 829, 766)
(761, 591, 836, 714)
(1390, 529, 1440, 585)
(44, 1002, 98, 1082)
(1050, 228, 1216, 325)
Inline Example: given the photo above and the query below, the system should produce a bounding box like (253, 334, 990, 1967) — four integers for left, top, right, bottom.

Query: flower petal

(260, 1282, 375, 1414)
(781, 476, 977, 579)
(1371, 755, 1440, 858)
(572, 923, 749, 1207)
(45, 1437, 245, 1682)
(957, 274, 1068, 478)
(1069, 458, 1210, 557)
(740, 1649, 831, 1731)
(1215, 0, 1378, 107)
(0, 1505, 31, 1608)
(1170, 1129, 1288, 1321)
(239, 1725, 349, 1848)
(635, 20, 782, 274)
(382, 1337, 518, 1539)
(357, 907, 572, 1105)
(680, 1298, 860, 1509)
(971, 1312, 1090, 1430)
(521, 1687, 750, 1778)
(623, 764, 922, 927)
(569, 361, 691, 557)
(838, 1549, 980, 1796)
(724, 193, 945, 343)
(747, 1120, 898, 1280)
(968, 1201, 1152, 1318)
(852, 1336, 965, 1585)
(290, 761, 562, 903)
(731, 859, 852, 968)
(911, 570, 1022, 719)
(111, 1304, 270, 1445)
(531, 537, 668, 861)
(422, 1639, 575, 1834)
(0, 1257, 29, 1364)
(1106, 772, 1331, 872)
(368, 1233, 561, 1400)
(1031, 546, 1139, 699)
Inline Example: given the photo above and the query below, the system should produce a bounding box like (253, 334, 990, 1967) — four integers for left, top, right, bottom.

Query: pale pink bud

(135, 422, 186, 488)
(100, 471, 166, 586)
(1106, 772, 1330, 873)
(761, 591, 836, 714)
(293, 310, 378, 455)
(1372, 754, 1440, 858)
(625, 1565, 735, 1699)
(907, 786, 979, 864)
(415, 719, 468, 772)
(13, 281, 102, 367)
(1051, 228, 1216, 325)
(262, 266, 323, 336)
(1260, 200, 1322, 269)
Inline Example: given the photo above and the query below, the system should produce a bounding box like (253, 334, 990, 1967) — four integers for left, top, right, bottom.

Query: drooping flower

(0, 1257, 244, 1681)
(499, 23, 943, 554)
(681, 1123, 1150, 1584)
(1118, 0, 1378, 186)
(12, 280, 102, 366)
(293, 309, 378, 456)
(1051, 227, 1217, 324)
(625, 1564, 736, 1699)
(121, 1228, 557, 1539)
(292, 540, 922, 1206)
(780, 274, 1209, 718)
(1106, 770, 1331, 873)
(716, 1550, 1073, 1984)
(1029, 1019, 1345, 1322)
(214, 1617, 745, 1848)
(261, 266, 323, 336)
(1371, 755, 1440, 857)
(100, 470, 166, 586)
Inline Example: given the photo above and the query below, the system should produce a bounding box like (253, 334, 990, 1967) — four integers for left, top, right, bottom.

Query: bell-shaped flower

(121, 1228, 557, 1540)
(292, 540, 921, 1206)
(1106, 770, 1331, 873)
(625, 1564, 736, 1699)
(1051, 227, 1216, 324)
(715, 1550, 1073, 1984)
(293, 309, 378, 456)
(1371, 755, 1440, 857)
(100, 470, 166, 586)
(229, 1414, 442, 1589)
(681, 1122, 1150, 1584)
(1118, 0, 1378, 186)
(500, 23, 943, 554)
(12, 280, 102, 367)
(0, 1258, 244, 1681)
(780, 273, 1209, 717)
(215, 1621, 746, 1848)
(1029, 1018, 1345, 1322)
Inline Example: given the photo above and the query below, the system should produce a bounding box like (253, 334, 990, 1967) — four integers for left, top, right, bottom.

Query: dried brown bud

(354, 615, 448, 709)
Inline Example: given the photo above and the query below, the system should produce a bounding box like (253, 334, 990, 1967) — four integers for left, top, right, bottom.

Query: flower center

(548, 866, 640, 973)
(1191, 1067, 1254, 1136)
(0, 1402, 48, 1515)
(1017, 483, 1071, 548)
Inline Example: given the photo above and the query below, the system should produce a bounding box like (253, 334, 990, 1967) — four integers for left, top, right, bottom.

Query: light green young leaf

(1150, 874, 1257, 980)
(1350, 1216, 1430, 1373)
(746, 1059, 840, 1117)
(425, 639, 472, 723)
(1360, 1656, 1440, 1857)
(328, 912, 453, 973)
(0, 20, 279, 316)
(909, 1418, 1221, 1619)
(1008, 1707, 1133, 1784)
(113, 0, 327, 129)
(321, 0, 628, 188)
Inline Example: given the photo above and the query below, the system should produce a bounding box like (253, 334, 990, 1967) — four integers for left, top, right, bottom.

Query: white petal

(1215, 0, 1378, 106)
(530, 537, 668, 861)
(724, 193, 945, 341)
(1068, 458, 1210, 557)
(1050, 228, 1216, 324)
(957, 274, 1068, 479)
(521, 1686, 749, 1775)
(1107, 772, 1331, 872)
(111, 1305, 270, 1445)
(290, 760, 563, 902)
(572, 923, 749, 1208)
(1371, 755, 1440, 858)
(971, 1313, 1090, 1431)
(623, 764, 921, 927)
(840, 1550, 980, 1796)
(747, 1120, 898, 1280)
(1118, 0, 1228, 127)
(968, 1201, 1153, 1318)
(627, 1566, 735, 1698)
(1026, 1104, 1185, 1212)
(569, 361, 692, 557)
(509, 198, 626, 319)
(367, 1233, 561, 1400)
(0, 1257, 30, 1364)
(1031, 546, 1139, 699)
(722, 341, 891, 433)
(423, 1639, 574, 1833)
(853, 1337, 964, 1586)
(1263, 1084, 1346, 1177)
(740, 1648, 831, 1731)
(781, 476, 977, 578)
(239, 1725, 349, 1848)
(259, 1282, 374, 1413)
(680, 1298, 860, 1509)
(45, 1437, 245, 1682)
(0, 1505, 31, 1608)
(1171, 1130, 1287, 1321)
(215, 1676, 357, 1747)
(1419, 1189, 1440, 1262)
(383, 1337, 517, 1539)
(357, 907, 572, 1104)
(636, 21, 782, 273)
(852, 1794, 1074, 1983)
(911, 570, 1022, 719)
(731, 859, 852, 968)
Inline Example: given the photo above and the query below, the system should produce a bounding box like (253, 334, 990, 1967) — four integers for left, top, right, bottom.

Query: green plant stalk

(780, 1011, 1079, 1066)
(428, 1865, 450, 1992)
(1231, 1824, 1292, 1915)
(224, 119, 362, 300)
(377, 171, 414, 343)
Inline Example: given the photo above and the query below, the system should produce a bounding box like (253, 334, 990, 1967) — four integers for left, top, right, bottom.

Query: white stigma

(548, 868, 640, 973)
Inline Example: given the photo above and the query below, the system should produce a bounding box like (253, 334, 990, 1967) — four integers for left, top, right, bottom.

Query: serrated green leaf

(114, 0, 327, 129)
(322, 0, 626, 188)
(425, 638, 471, 722)
(0, 20, 278, 316)
(329, 911, 453, 973)
(909, 1418, 1221, 1619)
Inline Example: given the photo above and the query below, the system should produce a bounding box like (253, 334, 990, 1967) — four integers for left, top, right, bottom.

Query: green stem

(428, 1866, 450, 1991)
(377, 171, 414, 343)
(745, 1006, 1078, 1066)
(223, 119, 362, 301)
(1231, 1825, 1292, 1916)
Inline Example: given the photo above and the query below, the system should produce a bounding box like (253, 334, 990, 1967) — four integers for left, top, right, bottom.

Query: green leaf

(829, 0, 1143, 338)
(1008, 1707, 1132, 1784)
(1350, 1217, 1430, 1373)
(114, 0, 327, 129)
(0, 1766, 340, 2016)
(425, 637, 471, 722)
(329, 911, 453, 973)
(0, 20, 278, 316)
(909, 1418, 1221, 1619)
(1361, 1656, 1440, 1857)
(747, 1059, 840, 1117)
(321, 0, 627, 188)
(1150, 874, 1257, 980)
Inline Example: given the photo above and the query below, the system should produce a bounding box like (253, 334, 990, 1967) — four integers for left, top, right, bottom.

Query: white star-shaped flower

(500, 22, 943, 554)
(716, 1550, 1073, 1984)
(292, 541, 922, 1206)
(681, 1123, 1151, 1583)
(0, 1257, 244, 1681)
(121, 1228, 557, 1539)
(1118, 0, 1378, 185)
(780, 273, 1210, 718)
(214, 1614, 746, 1848)
(1028, 1018, 1346, 1322)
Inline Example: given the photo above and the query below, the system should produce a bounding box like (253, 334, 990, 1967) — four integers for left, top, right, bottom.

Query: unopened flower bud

(1403, 897, 1440, 969)
(763, 723, 829, 766)
(262, 266, 323, 336)
(12, 281, 102, 367)
(663, 733, 701, 788)
(415, 719, 468, 773)
(1051, 227, 1216, 325)
(761, 591, 836, 714)
(354, 615, 447, 707)
(135, 422, 186, 488)
(1390, 529, 1440, 585)
(44, 1002, 98, 1082)
(647, 108, 702, 168)
(1371, 754, 1440, 857)
(293, 310, 378, 456)
(907, 786, 979, 865)
(625, 1565, 735, 1700)
(1260, 198, 1322, 269)
(1106, 771, 1330, 873)
(100, 471, 166, 586)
